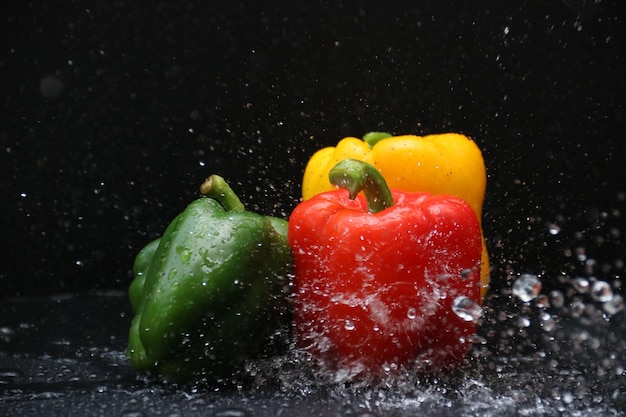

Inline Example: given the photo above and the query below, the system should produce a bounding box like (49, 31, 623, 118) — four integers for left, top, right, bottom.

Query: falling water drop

(590, 280, 613, 302)
(512, 274, 542, 302)
(573, 277, 590, 294)
(603, 294, 624, 315)
(550, 290, 565, 308)
(451, 296, 483, 322)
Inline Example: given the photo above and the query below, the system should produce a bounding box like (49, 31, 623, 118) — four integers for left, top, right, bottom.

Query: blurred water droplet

(573, 277, 590, 293)
(340, 404, 355, 416)
(547, 223, 561, 235)
(120, 411, 146, 417)
(550, 290, 565, 308)
(467, 333, 486, 344)
(540, 312, 556, 331)
(40, 75, 65, 99)
(460, 268, 474, 280)
(0, 368, 22, 383)
(344, 319, 355, 331)
(575, 246, 587, 261)
(516, 316, 531, 328)
(213, 408, 250, 417)
(570, 299, 585, 318)
(451, 296, 482, 322)
(406, 307, 417, 319)
(603, 294, 624, 315)
(590, 280, 613, 302)
(535, 294, 550, 308)
(0, 326, 16, 342)
(562, 391, 574, 404)
(512, 274, 542, 302)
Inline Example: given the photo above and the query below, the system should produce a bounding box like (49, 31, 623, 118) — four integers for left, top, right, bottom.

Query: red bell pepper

(288, 159, 483, 378)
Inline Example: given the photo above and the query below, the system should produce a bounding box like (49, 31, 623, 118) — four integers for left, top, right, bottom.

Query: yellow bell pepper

(302, 132, 490, 298)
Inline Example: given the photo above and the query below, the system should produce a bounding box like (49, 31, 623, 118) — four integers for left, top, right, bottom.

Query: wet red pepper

(288, 159, 483, 378)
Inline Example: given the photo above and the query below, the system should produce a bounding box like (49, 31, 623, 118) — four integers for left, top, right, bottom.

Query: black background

(1, 0, 625, 297)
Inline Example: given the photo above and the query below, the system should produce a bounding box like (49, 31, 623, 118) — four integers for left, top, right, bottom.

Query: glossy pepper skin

(129, 238, 160, 314)
(301, 132, 490, 298)
(289, 159, 483, 378)
(127, 175, 293, 383)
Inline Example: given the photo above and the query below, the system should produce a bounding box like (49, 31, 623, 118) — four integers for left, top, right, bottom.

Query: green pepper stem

(328, 159, 394, 213)
(362, 131, 393, 148)
(199, 175, 246, 212)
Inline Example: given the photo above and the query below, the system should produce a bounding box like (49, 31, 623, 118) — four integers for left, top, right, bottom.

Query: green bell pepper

(127, 175, 293, 383)
(129, 237, 160, 313)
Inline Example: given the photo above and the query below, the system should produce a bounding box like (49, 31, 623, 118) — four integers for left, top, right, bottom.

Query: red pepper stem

(329, 159, 394, 213)
(199, 175, 246, 212)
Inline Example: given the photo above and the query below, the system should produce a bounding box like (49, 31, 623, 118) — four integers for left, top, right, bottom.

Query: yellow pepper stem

(362, 131, 392, 147)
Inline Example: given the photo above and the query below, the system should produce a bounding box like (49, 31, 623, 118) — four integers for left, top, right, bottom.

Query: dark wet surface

(1, 283, 624, 416)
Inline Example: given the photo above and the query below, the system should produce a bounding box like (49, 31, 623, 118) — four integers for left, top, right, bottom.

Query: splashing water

(2, 195, 626, 417)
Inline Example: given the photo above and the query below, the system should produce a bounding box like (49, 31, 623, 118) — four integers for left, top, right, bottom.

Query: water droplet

(213, 407, 251, 417)
(451, 296, 483, 322)
(550, 290, 565, 308)
(534, 294, 550, 308)
(603, 294, 624, 315)
(40, 75, 65, 99)
(176, 246, 192, 264)
(547, 223, 561, 235)
(467, 334, 486, 344)
(460, 268, 474, 280)
(0, 326, 16, 343)
(570, 298, 585, 318)
(0, 368, 22, 383)
(572, 277, 590, 294)
(344, 319, 355, 331)
(120, 411, 146, 417)
(512, 274, 542, 302)
(540, 312, 556, 332)
(407, 307, 417, 319)
(590, 280, 613, 302)
(167, 268, 178, 280)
